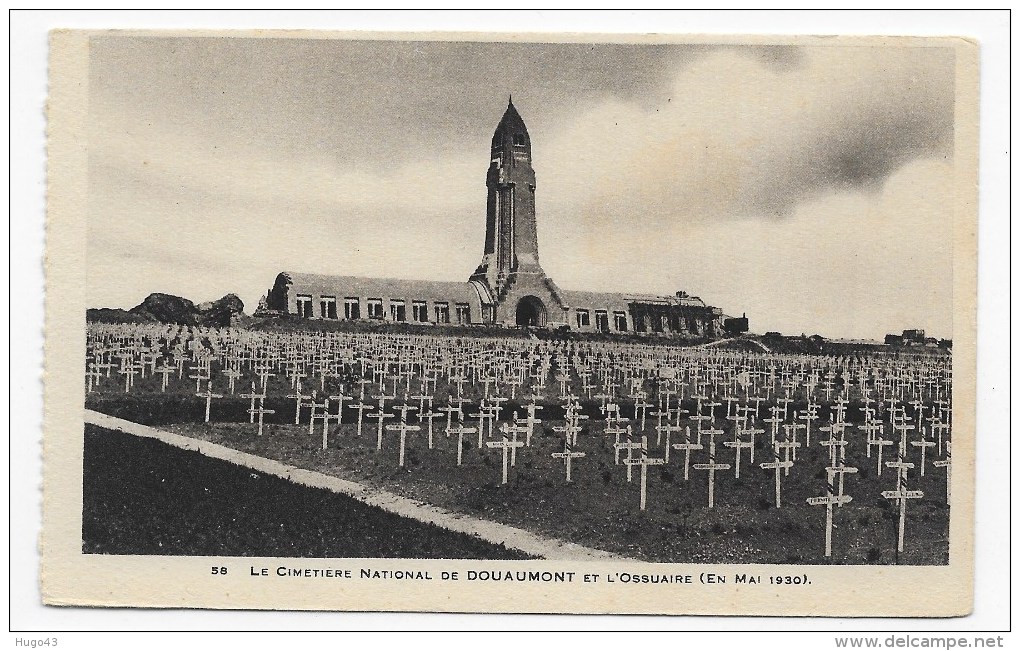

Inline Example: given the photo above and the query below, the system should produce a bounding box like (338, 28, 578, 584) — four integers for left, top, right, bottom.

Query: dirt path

(85, 409, 626, 562)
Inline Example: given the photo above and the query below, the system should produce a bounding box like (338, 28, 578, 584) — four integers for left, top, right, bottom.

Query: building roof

(558, 288, 710, 312)
(491, 98, 530, 150)
(277, 272, 484, 306)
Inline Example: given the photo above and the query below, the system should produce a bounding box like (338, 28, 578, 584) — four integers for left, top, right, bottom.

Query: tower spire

(472, 98, 542, 298)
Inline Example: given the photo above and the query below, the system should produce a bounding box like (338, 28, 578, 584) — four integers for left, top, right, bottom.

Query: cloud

(545, 157, 954, 339)
(86, 107, 486, 308)
(537, 45, 954, 230)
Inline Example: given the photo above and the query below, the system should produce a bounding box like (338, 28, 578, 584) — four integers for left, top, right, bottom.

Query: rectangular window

(434, 302, 450, 324)
(575, 309, 590, 328)
(412, 300, 429, 323)
(367, 298, 384, 320)
(595, 310, 609, 332)
(320, 296, 337, 319)
(390, 300, 406, 322)
(613, 311, 628, 331)
(652, 313, 665, 333)
(635, 313, 647, 333)
(296, 295, 313, 319)
(455, 303, 471, 324)
(344, 297, 361, 320)
(670, 313, 683, 332)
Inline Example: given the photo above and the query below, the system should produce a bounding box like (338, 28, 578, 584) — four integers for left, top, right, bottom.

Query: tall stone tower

(471, 98, 564, 327)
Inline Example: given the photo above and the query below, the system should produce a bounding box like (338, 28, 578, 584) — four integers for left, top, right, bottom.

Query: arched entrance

(515, 295, 548, 327)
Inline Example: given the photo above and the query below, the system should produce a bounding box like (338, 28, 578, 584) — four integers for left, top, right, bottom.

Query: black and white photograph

(38, 27, 981, 617)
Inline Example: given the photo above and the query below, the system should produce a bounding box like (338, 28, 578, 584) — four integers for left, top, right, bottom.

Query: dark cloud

(89, 36, 712, 172)
(730, 44, 806, 71)
(735, 46, 955, 216)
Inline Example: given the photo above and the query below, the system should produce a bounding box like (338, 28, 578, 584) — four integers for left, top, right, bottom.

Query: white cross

(222, 366, 242, 394)
(245, 386, 273, 437)
(550, 439, 586, 483)
(723, 430, 754, 479)
(860, 421, 884, 459)
(692, 428, 730, 508)
(624, 436, 665, 511)
(238, 383, 262, 424)
(196, 383, 223, 424)
(187, 363, 210, 393)
(671, 426, 703, 481)
(154, 362, 175, 393)
(418, 409, 440, 449)
(657, 422, 685, 457)
(872, 434, 894, 477)
(613, 425, 643, 482)
(308, 394, 331, 447)
(500, 420, 529, 467)
(827, 462, 859, 506)
(120, 360, 140, 393)
(85, 362, 102, 393)
(775, 438, 801, 477)
(447, 424, 477, 467)
(910, 426, 937, 477)
(759, 442, 794, 508)
(522, 403, 543, 446)
(368, 406, 395, 451)
(881, 462, 924, 553)
(347, 400, 374, 438)
(807, 467, 853, 557)
(931, 440, 952, 505)
(486, 431, 524, 485)
(385, 418, 421, 468)
(286, 382, 314, 425)
(469, 408, 495, 448)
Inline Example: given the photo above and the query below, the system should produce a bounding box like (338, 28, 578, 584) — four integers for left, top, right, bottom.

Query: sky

(86, 35, 957, 340)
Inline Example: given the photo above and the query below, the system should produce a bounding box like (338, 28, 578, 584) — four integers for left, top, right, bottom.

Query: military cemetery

(77, 58, 956, 567)
(83, 318, 952, 564)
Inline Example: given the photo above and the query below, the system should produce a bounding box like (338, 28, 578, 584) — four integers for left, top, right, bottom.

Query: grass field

(82, 424, 532, 559)
(85, 398, 951, 565)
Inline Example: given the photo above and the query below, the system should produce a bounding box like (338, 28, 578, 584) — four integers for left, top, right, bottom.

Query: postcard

(43, 30, 977, 615)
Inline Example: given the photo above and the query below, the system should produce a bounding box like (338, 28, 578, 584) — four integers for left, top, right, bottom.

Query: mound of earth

(89, 292, 249, 327)
(130, 293, 199, 324)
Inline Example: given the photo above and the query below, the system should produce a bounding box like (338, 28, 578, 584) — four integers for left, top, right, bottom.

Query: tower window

(455, 303, 471, 324)
(595, 310, 609, 332)
(295, 295, 313, 319)
(512, 132, 526, 147)
(575, 309, 590, 328)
